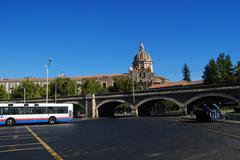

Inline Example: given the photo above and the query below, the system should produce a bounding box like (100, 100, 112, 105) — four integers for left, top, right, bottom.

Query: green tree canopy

(49, 77, 77, 97)
(11, 80, 45, 99)
(81, 79, 105, 94)
(216, 53, 235, 83)
(202, 58, 220, 84)
(182, 63, 191, 82)
(0, 85, 8, 100)
(235, 61, 240, 82)
(202, 53, 236, 84)
(108, 77, 138, 93)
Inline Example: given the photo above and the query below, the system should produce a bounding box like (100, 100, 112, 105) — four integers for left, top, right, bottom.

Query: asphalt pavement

(0, 117, 240, 160)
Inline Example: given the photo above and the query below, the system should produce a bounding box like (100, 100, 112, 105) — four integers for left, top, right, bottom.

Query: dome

(134, 42, 152, 62)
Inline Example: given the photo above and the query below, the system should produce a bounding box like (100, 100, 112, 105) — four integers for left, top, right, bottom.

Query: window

(14, 107, 33, 114)
(47, 107, 54, 113)
(15, 107, 26, 114)
(0, 106, 68, 115)
(139, 72, 146, 78)
(47, 107, 68, 114)
(2, 107, 14, 115)
(102, 83, 107, 88)
(35, 107, 47, 114)
(29, 108, 35, 114)
(55, 107, 68, 113)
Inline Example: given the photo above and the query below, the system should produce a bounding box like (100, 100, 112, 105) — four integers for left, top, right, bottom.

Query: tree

(202, 53, 237, 85)
(0, 85, 8, 100)
(49, 77, 77, 97)
(216, 53, 235, 83)
(81, 79, 105, 94)
(182, 64, 191, 82)
(235, 61, 240, 82)
(202, 58, 220, 84)
(114, 103, 131, 115)
(11, 80, 45, 99)
(108, 77, 138, 93)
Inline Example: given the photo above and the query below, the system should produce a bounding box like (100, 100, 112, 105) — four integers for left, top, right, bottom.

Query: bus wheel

(6, 118, 15, 126)
(49, 117, 56, 124)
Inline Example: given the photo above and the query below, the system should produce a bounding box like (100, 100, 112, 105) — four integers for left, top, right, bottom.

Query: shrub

(233, 106, 240, 113)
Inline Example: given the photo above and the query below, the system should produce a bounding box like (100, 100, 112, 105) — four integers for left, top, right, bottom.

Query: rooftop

(0, 73, 128, 83)
(149, 80, 204, 89)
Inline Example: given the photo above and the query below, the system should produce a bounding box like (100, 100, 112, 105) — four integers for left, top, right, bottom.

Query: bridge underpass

(97, 101, 127, 117)
(186, 96, 238, 114)
(138, 99, 181, 117)
(73, 103, 85, 117)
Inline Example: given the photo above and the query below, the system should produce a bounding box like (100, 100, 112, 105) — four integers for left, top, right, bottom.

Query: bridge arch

(63, 101, 82, 105)
(97, 99, 131, 117)
(96, 99, 130, 109)
(134, 96, 183, 109)
(184, 93, 240, 107)
(135, 96, 184, 117)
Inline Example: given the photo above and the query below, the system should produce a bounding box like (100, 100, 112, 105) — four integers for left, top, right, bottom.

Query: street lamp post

(129, 67, 135, 105)
(55, 82, 57, 103)
(45, 59, 52, 103)
(23, 87, 26, 104)
(85, 95, 88, 117)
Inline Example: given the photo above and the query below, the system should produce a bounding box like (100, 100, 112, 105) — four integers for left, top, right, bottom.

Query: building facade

(0, 43, 167, 93)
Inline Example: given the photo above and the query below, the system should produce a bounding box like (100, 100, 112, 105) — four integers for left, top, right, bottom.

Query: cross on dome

(140, 42, 145, 51)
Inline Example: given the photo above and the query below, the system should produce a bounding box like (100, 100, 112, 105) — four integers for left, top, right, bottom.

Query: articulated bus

(0, 103, 73, 126)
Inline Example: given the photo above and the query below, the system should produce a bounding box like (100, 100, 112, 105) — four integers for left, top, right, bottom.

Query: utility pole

(55, 82, 57, 103)
(129, 67, 135, 105)
(23, 87, 26, 103)
(45, 59, 52, 103)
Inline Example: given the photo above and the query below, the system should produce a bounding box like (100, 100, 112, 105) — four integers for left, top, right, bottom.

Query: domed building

(129, 42, 168, 91)
(133, 42, 153, 73)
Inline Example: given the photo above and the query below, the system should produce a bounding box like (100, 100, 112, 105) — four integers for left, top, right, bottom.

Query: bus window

(47, 107, 68, 114)
(29, 107, 35, 114)
(55, 107, 68, 113)
(2, 107, 14, 115)
(15, 107, 25, 114)
(14, 107, 31, 114)
(35, 107, 47, 114)
(48, 107, 54, 113)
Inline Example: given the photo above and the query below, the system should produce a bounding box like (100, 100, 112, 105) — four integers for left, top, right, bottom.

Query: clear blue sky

(1, 0, 240, 81)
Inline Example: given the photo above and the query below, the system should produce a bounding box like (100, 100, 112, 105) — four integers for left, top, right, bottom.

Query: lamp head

(129, 66, 133, 72)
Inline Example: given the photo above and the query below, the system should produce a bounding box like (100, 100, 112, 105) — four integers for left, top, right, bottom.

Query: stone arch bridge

(20, 84, 240, 117)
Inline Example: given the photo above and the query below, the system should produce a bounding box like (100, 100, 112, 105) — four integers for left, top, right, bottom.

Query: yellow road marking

(25, 125, 63, 160)
(0, 142, 40, 148)
(209, 129, 240, 140)
(0, 147, 43, 153)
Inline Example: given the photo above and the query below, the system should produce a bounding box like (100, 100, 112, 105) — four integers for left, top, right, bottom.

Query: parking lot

(0, 117, 240, 160)
(0, 124, 69, 160)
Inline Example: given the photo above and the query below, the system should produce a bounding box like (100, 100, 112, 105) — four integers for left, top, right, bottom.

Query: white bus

(0, 103, 73, 126)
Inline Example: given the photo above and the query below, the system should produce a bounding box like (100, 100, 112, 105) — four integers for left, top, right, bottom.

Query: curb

(72, 117, 93, 122)
(180, 116, 240, 125)
(180, 116, 196, 121)
(216, 120, 240, 125)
